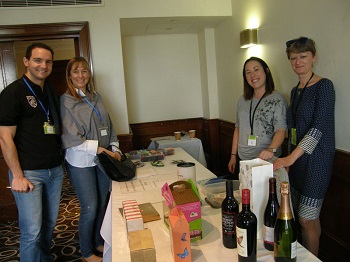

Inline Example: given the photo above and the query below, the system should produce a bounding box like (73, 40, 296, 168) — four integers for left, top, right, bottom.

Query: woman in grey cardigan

(60, 57, 121, 262)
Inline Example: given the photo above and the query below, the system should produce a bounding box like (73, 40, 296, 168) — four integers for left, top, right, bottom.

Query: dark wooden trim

(117, 134, 133, 153)
(318, 149, 350, 262)
(130, 118, 204, 150)
(0, 21, 92, 66)
(217, 119, 235, 177)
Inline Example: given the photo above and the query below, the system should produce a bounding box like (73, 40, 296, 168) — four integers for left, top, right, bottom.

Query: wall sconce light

(240, 28, 258, 48)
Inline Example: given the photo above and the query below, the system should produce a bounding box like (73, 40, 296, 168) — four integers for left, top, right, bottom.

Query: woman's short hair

(285, 36, 316, 59)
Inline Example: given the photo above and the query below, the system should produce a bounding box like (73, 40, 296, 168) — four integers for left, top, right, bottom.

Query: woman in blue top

(60, 57, 121, 262)
(274, 37, 335, 257)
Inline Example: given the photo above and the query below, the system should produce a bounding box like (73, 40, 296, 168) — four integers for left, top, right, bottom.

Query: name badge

(99, 127, 108, 137)
(291, 128, 297, 146)
(43, 122, 56, 134)
(248, 135, 257, 146)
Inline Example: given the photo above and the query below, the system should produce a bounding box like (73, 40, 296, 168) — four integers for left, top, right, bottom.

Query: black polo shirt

(0, 75, 62, 170)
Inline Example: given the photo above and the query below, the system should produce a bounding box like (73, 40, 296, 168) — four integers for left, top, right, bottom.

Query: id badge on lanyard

(43, 122, 56, 134)
(99, 125, 108, 137)
(291, 128, 297, 146)
(248, 135, 257, 146)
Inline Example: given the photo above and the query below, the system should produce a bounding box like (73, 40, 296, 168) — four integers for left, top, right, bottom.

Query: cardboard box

(169, 207, 191, 262)
(239, 158, 273, 239)
(139, 202, 161, 223)
(129, 229, 156, 262)
(122, 200, 144, 233)
(162, 180, 202, 241)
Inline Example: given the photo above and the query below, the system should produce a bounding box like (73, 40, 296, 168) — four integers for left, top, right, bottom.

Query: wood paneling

(47, 59, 69, 96)
(130, 118, 204, 150)
(318, 150, 350, 262)
(0, 150, 17, 223)
(0, 22, 92, 67)
(0, 42, 17, 90)
(117, 134, 133, 153)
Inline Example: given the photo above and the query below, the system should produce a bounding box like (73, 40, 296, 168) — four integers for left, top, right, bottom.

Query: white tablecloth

(148, 135, 207, 167)
(101, 148, 320, 262)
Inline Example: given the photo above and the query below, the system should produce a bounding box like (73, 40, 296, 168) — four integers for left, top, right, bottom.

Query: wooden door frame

(0, 21, 93, 72)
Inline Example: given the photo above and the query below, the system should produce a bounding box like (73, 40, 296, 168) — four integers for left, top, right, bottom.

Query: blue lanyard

(23, 77, 50, 122)
(83, 97, 103, 124)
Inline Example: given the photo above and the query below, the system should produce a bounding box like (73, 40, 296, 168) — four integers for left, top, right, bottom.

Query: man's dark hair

(25, 42, 55, 60)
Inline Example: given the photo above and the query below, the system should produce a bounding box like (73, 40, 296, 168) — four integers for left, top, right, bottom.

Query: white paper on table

(118, 174, 177, 194)
(136, 166, 157, 178)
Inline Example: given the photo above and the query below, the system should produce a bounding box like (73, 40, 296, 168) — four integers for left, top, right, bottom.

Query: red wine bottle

(263, 177, 279, 251)
(274, 182, 297, 261)
(237, 189, 257, 262)
(221, 179, 239, 248)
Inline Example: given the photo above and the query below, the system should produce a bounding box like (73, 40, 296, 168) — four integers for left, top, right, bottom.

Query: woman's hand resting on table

(258, 149, 274, 161)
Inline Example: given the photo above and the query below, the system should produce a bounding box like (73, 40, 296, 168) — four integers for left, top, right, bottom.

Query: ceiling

(120, 16, 231, 36)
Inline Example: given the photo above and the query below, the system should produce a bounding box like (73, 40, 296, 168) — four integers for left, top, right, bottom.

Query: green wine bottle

(274, 181, 297, 262)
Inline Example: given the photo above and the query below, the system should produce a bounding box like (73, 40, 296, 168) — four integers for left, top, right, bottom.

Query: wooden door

(0, 42, 17, 91)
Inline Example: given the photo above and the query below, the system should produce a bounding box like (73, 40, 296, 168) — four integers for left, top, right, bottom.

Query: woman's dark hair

(243, 57, 275, 100)
(25, 42, 54, 60)
(285, 36, 316, 59)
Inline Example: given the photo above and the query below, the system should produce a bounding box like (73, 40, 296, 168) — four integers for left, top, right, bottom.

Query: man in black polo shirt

(0, 43, 64, 262)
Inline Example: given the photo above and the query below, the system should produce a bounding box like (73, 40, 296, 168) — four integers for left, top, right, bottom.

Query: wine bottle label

(236, 226, 248, 257)
(291, 240, 297, 258)
(264, 225, 274, 244)
(222, 213, 236, 234)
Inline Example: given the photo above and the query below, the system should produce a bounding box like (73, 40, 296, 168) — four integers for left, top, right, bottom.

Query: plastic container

(198, 178, 240, 208)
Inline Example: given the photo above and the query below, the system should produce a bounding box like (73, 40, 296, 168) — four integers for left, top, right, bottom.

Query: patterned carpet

(0, 174, 82, 262)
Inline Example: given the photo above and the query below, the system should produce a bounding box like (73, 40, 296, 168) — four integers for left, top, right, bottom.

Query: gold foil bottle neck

(278, 181, 293, 220)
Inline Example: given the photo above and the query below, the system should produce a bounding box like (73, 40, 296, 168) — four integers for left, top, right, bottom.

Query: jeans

(65, 161, 110, 258)
(9, 165, 64, 262)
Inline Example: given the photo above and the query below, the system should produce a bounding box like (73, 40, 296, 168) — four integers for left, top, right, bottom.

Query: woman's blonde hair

(65, 57, 95, 101)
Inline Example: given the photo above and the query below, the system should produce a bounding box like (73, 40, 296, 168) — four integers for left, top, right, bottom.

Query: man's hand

(11, 176, 34, 193)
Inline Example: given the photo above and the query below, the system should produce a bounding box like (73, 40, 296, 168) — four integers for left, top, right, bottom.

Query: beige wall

(122, 34, 203, 123)
(216, 0, 350, 151)
(0, 0, 349, 151)
(0, 0, 231, 135)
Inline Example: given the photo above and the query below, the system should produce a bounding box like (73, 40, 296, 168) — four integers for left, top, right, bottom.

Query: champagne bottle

(221, 179, 239, 248)
(237, 189, 257, 262)
(264, 177, 280, 251)
(274, 182, 297, 261)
